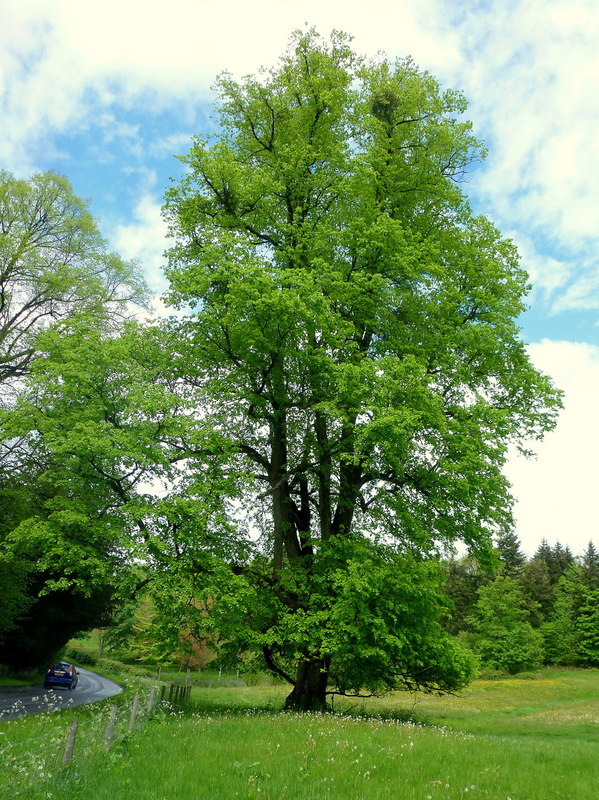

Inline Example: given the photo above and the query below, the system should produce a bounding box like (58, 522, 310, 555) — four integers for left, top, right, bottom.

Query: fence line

(0, 682, 182, 799)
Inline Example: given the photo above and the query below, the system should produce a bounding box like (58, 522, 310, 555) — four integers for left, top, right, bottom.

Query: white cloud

(506, 340, 599, 555)
(1, 0, 453, 169)
(112, 192, 169, 293)
(448, 0, 599, 317)
(4, 0, 597, 286)
(508, 232, 572, 300)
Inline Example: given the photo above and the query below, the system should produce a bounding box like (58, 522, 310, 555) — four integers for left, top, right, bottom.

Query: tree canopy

(158, 29, 560, 708)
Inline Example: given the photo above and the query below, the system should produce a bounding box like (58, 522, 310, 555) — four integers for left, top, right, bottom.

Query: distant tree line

(444, 532, 599, 673)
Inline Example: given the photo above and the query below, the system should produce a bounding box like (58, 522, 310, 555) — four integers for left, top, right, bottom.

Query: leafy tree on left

(0, 318, 234, 668)
(0, 170, 146, 384)
(0, 171, 147, 669)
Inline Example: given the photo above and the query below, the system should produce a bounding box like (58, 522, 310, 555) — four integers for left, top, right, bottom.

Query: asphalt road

(0, 667, 123, 720)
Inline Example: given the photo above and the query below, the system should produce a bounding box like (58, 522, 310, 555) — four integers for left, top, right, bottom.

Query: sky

(1, 0, 598, 556)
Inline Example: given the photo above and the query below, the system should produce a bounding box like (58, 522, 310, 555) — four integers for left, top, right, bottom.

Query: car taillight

(67, 666, 73, 675)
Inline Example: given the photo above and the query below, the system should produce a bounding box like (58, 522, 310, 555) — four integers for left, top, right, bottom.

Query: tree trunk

(284, 658, 329, 711)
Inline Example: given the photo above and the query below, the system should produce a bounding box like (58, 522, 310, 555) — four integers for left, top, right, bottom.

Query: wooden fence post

(147, 686, 156, 713)
(129, 693, 140, 732)
(104, 704, 118, 748)
(62, 720, 78, 764)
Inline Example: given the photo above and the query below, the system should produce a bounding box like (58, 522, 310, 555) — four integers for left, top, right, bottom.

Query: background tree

(0, 315, 239, 669)
(0, 172, 146, 669)
(466, 575, 544, 674)
(495, 530, 525, 577)
(0, 457, 120, 668)
(581, 540, 599, 590)
(548, 542, 575, 583)
(541, 563, 587, 665)
(534, 539, 553, 565)
(574, 588, 599, 667)
(519, 555, 555, 625)
(443, 556, 490, 635)
(0, 170, 146, 386)
(159, 29, 560, 709)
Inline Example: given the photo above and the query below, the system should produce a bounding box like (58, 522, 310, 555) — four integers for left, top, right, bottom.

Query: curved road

(0, 667, 122, 720)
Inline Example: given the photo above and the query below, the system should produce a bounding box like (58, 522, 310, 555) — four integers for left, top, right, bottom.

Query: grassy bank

(2, 668, 598, 799)
(31, 703, 599, 799)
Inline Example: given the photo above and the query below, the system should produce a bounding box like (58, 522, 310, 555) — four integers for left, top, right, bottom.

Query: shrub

(467, 575, 544, 674)
(64, 643, 98, 665)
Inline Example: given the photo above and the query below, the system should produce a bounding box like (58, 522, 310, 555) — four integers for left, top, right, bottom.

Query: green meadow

(2, 668, 598, 800)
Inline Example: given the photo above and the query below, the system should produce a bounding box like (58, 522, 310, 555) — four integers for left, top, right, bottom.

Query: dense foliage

(158, 30, 559, 707)
(0, 171, 146, 668)
(446, 537, 599, 672)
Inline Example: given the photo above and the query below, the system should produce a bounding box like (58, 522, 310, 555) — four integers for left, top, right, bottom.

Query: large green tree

(158, 30, 560, 709)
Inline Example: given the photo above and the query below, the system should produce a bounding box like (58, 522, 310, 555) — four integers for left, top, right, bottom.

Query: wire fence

(0, 683, 178, 799)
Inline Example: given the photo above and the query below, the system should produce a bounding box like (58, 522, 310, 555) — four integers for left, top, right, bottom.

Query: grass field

(2, 668, 598, 799)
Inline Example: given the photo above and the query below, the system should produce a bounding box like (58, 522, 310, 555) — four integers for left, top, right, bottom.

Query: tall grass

(32, 705, 599, 799)
(3, 669, 598, 800)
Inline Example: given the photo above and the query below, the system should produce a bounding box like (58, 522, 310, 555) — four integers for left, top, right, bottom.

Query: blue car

(44, 661, 79, 691)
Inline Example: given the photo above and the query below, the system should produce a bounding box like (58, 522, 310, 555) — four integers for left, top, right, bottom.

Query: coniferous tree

(534, 539, 553, 563)
(541, 563, 586, 665)
(575, 588, 599, 667)
(548, 542, 574, 584)
(529, 539, 574, 591)
(519, 555, 555, 625)
(495, 530, 525, 577)
(443, 556, 490, 635)
(581, 540, 599, 590)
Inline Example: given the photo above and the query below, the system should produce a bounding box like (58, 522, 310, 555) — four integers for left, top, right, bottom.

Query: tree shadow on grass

(184, 694, 431, 727)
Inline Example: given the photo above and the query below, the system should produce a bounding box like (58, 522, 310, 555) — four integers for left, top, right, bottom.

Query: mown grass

(336, 668, 599, 741)
(2, 668, 598, 800)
